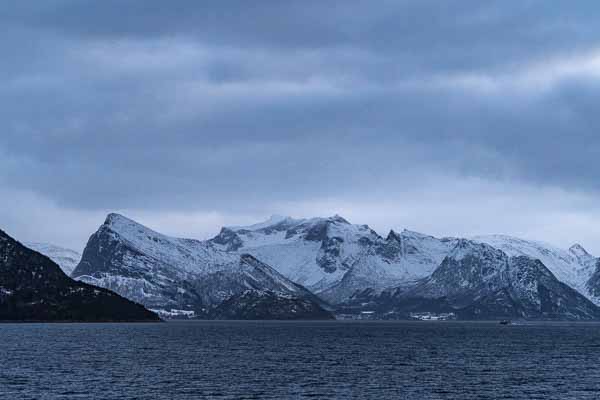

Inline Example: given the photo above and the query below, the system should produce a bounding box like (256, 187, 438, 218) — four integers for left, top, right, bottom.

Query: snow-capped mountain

(25, 242, 81, 276)
(347, 240, 600, 320)
(210, 216, 458, 302)
(0, 228, 158, 322)
(473, 235, 599, 304)
(211, 215, 376, 291)
(69, 213, 600, 320)
(71, 214, 332, 319)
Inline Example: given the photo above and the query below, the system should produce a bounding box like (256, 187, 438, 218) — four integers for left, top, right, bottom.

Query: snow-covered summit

(90, 212, 232, 276)
(210, 214, 381, 293)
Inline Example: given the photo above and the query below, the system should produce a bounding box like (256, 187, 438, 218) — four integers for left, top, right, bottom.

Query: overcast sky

(2, 1, 600, 253)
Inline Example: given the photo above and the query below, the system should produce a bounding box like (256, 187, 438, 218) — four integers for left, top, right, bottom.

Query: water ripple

(1, 321, 600, 399)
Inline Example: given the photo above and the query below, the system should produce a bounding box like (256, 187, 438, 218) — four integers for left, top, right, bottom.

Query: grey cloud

(2, 1, 600, 251)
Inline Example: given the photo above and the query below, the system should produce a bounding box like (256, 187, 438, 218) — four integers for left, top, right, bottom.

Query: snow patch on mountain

(25, 242, 81, 276)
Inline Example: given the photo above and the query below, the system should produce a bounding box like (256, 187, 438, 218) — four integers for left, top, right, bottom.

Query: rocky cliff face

(0, 228, 159, 322)
(585, 259, 600, 298)
(473, 235, 599, 304)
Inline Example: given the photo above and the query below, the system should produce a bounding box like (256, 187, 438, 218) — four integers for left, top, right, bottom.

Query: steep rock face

(210, 216, 458, 302)
(473, 235, 599, 303)
(408, 240, 509, 306)
(72, 214, 329, 319)
(504, 256, 599, 319)
(346, 240, 600, 320)
(25, 243, 81, 276)
(0, 229, 159, 322)
(585, 259, 600, 298)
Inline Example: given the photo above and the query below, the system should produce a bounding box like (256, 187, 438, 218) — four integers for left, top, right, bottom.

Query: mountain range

(344, 240, 600, 320)
(22, 213, 588, 320)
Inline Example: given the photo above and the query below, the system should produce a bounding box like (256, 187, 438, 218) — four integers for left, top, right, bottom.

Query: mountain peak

(226, 214, 352, 233)
(102, 213, 157, 237)
(570, 243, 591, 258)
(104, 213, 136, 226)
(329, 214, 350, 224)
(386, 230, 403, 243)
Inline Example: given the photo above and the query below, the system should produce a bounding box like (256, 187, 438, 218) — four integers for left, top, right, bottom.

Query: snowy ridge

(210, 215, 458, 302)
(388, 230, 458, 276)
(227, 215, 292, 231)
(102, 213, 237, 275)
(25, 242, 81, 276)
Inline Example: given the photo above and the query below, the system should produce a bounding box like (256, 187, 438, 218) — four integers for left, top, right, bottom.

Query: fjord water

(2, 321, 600, 399)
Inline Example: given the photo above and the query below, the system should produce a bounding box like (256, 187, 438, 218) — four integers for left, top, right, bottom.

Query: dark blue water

(2, 321, 600, 399)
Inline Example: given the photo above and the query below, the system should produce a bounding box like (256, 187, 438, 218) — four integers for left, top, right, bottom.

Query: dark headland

(0, 228, 159, 322)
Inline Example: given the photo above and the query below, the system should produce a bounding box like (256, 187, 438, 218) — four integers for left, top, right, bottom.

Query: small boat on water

(499, 320, 512, 325)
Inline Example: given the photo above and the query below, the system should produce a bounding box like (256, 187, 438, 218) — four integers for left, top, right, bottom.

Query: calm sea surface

(1, 321, 600, 399)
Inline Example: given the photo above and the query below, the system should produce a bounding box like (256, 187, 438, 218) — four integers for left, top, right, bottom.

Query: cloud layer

(2, 1, 600, 252)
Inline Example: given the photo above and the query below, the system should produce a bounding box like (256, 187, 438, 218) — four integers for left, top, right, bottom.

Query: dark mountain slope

(0, 229, 159, 322)
(209, 290, 334, 320)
